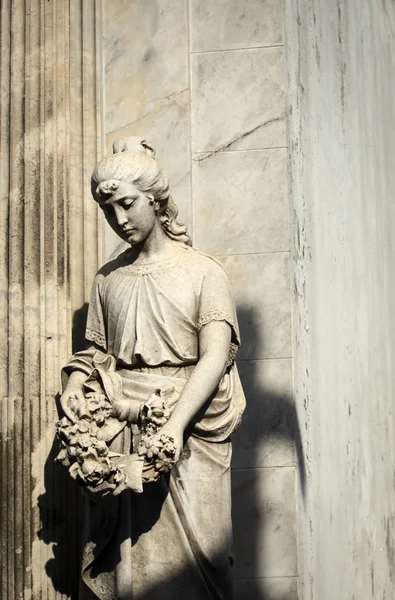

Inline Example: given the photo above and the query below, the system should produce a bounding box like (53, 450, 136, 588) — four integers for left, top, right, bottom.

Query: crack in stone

(147, 87, 188, 106)
(107, 88, 188, 137)
(193, 116, 284, 162)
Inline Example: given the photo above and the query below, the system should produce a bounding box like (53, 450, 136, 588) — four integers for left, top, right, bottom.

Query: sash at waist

(80, 351, 245, 442)
(118, 363, 195, 380)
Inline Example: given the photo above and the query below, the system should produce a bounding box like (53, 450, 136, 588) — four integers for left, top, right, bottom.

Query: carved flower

(145, 422, 157, 436)
(93, 409, 110, 426)
(93, 439, 108, 457)
(86, 392, 106, 413)
(56, 420, 78, 443)
(75, 433, 92, 449)
(55, 447, 69, 465)
(89, 421, 100, 437)
(68, 445, 78, 458)
(75, 447, 98, 462)
(78, 460, 100, 483)
(77, 419, 90, 433)
(57, 417, 70, 429)
(78, 458, 110, 486)
(68, 462, 80, 480)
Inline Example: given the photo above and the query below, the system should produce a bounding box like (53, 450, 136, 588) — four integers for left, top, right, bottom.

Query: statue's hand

(111, 398, 140, 424)
(60, 384, 86, 423)
(154, 422, 184, 463)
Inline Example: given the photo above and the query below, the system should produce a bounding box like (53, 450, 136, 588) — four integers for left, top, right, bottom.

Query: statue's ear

(146, 193, 156, 208)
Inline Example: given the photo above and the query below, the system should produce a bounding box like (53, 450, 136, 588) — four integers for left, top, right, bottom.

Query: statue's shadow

(37, 304, 90, 598)
(231, 305, 305, 599)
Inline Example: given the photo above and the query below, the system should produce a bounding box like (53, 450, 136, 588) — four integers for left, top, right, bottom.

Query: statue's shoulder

(94, 251, 129, 280)
(182, 245, 230, 278)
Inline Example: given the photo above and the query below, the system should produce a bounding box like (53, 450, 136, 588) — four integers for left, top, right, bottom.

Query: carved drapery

(0, 1, 103, 598)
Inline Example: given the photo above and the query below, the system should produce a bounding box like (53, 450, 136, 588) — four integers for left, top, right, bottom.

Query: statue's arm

(60, 343, 99, 422)
(159, 319, 231, 457)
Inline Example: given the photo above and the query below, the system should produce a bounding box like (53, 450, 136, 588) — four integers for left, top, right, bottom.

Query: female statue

(58, 138, 246, 599)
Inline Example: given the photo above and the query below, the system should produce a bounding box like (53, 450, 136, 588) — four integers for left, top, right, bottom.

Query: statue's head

(91, 137, 191, 246)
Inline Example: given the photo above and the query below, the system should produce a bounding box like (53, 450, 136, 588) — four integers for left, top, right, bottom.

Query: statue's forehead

(97, 179, 140, 203)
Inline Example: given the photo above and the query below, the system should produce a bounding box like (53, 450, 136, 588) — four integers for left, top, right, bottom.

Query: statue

(56, 137, 246, 599)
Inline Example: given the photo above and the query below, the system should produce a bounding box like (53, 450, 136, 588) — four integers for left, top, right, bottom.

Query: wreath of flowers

(55, 390, 176, 493)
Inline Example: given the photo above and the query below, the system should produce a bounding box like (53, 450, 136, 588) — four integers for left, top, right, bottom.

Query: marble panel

(104, 0, 188, 133)
(191, 47, 285, 153)
(105, 90, 191, 261)
(219, 253, 292, 360)
(190, 0, 283, 52)
(193, 148, 289, 255)
(232, 359, 295, 469)
(235, 576, 298, 600)
(232, 467, 297, 578)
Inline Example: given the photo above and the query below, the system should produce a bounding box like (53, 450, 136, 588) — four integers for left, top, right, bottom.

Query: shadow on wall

(37, 303, 304, 600)
(36, 304, 91, 598)
(232, 306, 305, 600)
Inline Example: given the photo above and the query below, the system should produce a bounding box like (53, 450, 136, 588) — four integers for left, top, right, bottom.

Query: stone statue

(56, 137, 246, 599)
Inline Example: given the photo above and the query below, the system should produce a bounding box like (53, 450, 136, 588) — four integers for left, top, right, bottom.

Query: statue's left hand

(153, 423, 184, 463)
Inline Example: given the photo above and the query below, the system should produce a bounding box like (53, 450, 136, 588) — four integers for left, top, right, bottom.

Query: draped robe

(63, 245, 246, 600)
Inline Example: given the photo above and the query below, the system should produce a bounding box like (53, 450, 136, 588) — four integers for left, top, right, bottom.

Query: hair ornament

(96, 179, 120, 199)
(112, 136, 156, 158)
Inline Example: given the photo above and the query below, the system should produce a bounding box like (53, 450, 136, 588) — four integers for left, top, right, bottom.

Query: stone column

(0, 1, 103, 598)
(285, 1, 395, 598)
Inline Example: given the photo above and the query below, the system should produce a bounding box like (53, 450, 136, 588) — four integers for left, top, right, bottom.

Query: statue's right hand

(60, 384, 86, 423)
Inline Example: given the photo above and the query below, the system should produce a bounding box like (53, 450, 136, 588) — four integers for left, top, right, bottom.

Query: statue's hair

(91, 145, 191, 246)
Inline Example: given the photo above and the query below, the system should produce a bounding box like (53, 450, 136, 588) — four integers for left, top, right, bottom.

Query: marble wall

(104, 2, 298, 598)
(285, 1, 395, 598)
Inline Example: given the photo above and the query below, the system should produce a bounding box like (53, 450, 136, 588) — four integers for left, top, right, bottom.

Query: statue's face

(98, 181, 157, 245)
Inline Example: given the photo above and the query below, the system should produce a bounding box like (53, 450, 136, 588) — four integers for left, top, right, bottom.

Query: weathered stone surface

(232, 467, 297, 579)
(190, 0, 283, 52)
(286, 1, 395, 598)
(194, 148, 289, 255)
(104, 0, 188, 134)
(191, 47, 285, 154)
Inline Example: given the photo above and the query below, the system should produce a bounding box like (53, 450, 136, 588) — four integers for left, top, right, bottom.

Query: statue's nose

(114, 206, 128, 227)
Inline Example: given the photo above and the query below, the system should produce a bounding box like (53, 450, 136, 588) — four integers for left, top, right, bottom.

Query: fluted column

(0, 1, 103, 598)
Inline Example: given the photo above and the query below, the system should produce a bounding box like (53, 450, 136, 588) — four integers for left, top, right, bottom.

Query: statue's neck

(130, 222, 176, 265)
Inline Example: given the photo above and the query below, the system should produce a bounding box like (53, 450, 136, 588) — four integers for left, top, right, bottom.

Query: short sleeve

(198, 259, 240, 354)
(85, 273, 107, 351)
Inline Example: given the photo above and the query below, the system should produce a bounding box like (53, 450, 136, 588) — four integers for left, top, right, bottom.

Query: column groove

(0, 1, 103, 597)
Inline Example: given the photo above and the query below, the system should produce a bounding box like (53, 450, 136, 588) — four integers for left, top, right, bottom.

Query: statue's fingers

(74, 390, 86, 416)
(60, 398, 78, 423)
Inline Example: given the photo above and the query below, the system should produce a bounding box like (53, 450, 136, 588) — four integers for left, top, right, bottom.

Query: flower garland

(55, 390, 176, 493)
